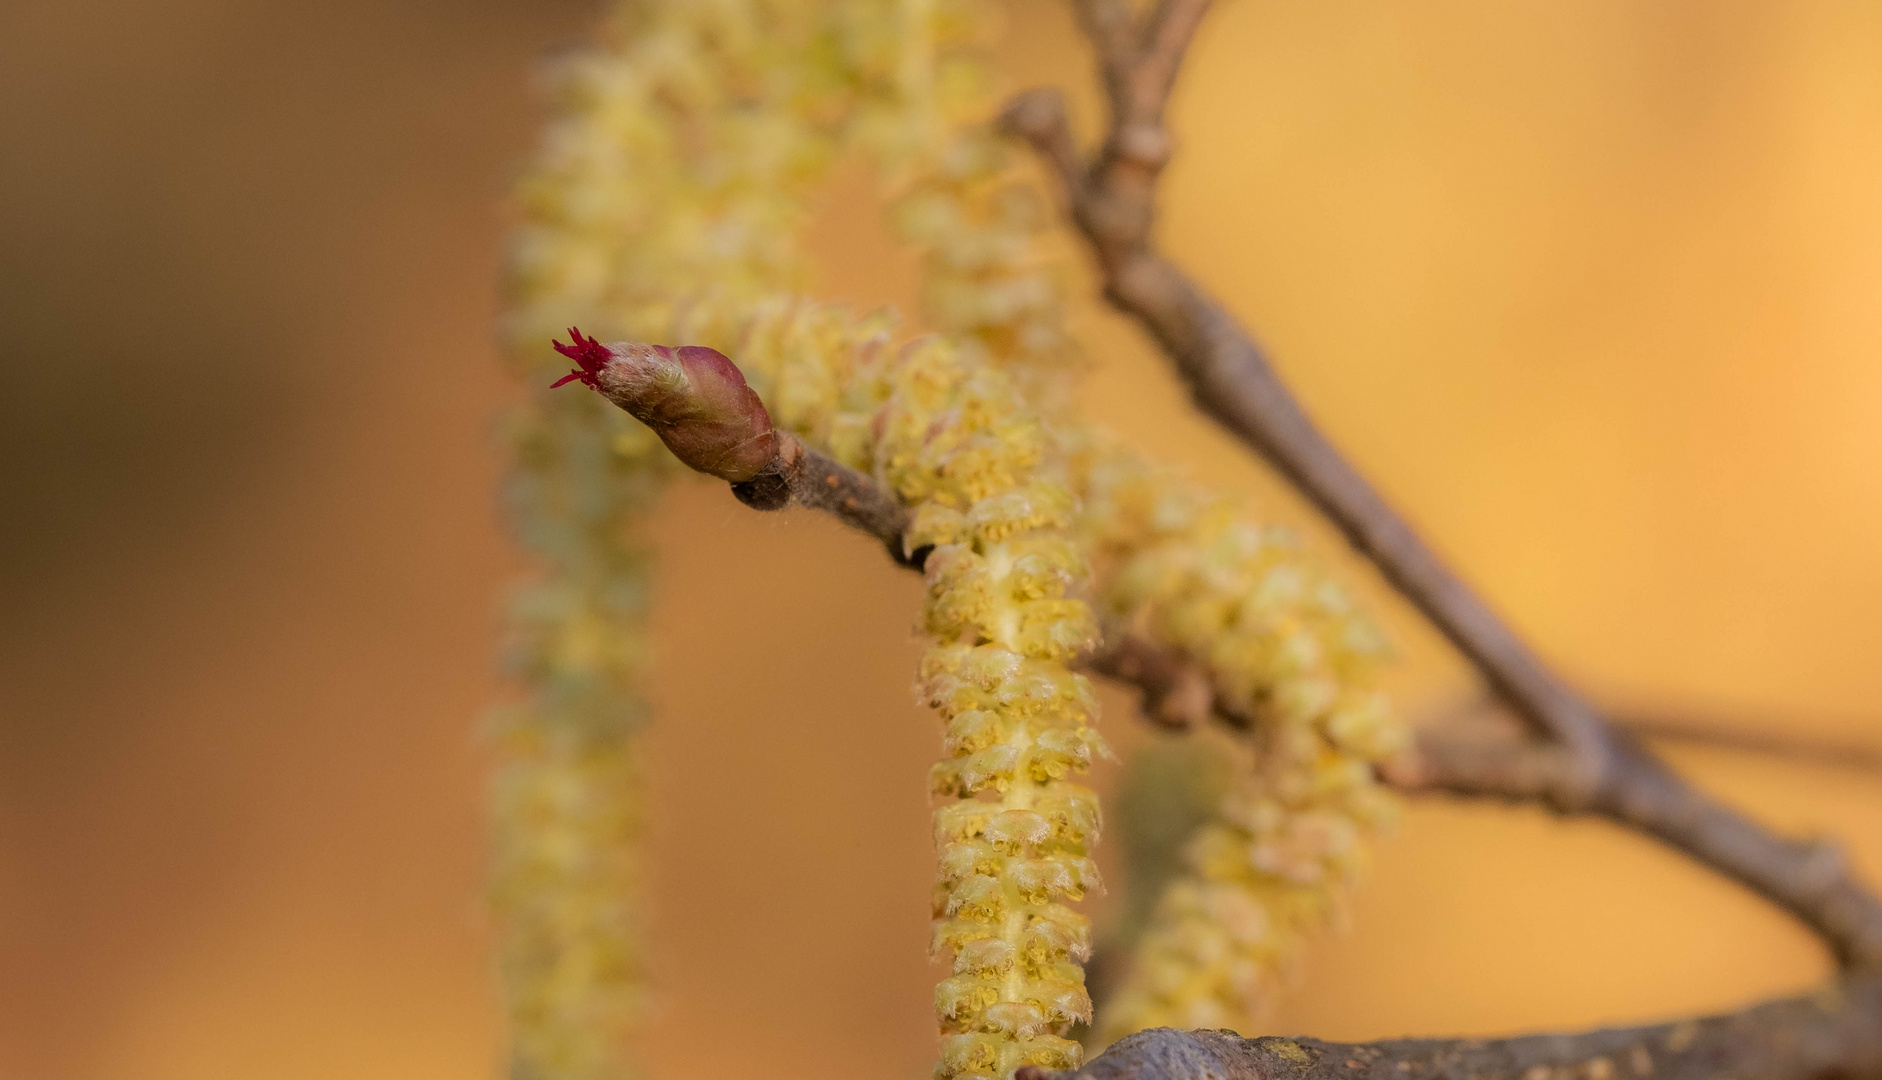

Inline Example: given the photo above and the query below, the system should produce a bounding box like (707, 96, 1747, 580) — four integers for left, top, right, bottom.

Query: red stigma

(549, 327, 611, 389)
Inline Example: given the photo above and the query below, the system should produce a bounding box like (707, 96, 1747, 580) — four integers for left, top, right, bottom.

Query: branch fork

(1004, 1, 1882, 1075)
(1000, 0, 1882, 976)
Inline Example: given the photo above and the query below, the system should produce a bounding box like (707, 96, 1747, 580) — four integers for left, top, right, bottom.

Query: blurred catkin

(1075, 444, 1409, 1042)
(496, 3, 892, 1077)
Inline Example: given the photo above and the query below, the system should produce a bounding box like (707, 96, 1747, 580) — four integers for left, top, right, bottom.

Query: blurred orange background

(4, 3, 1882, 1079)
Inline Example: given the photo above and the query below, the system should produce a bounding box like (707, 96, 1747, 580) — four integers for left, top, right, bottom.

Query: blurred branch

(1085, 632, 1216, 730)
(1002, 16, 1610, 789)
(1620, 715, 1882, 774)
(730, 433, 921, 568)
(1400, 727, 1882, 973)
(1430, 694, 1882, 775)
(1023, 974, 1882, 1080)
(1003, 0, 1882, 971)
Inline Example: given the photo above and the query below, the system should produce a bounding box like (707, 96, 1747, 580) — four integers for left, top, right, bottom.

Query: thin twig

(1086, 631, 1216, 730)
(1001, 1, 1882, 971)
(1621, 715, 1882, 774)
(1422, 694, 1882, 776)
(732, 433, 922, 567)
(1002, 83, 1609, 785)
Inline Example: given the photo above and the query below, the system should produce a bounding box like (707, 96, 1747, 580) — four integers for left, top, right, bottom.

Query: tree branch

(729, 433, 922, 567)
(1619, 716, 1882, 775)
(1421, 695, 1882, 775)
(1399, 728, 1882, 972)
(1021, 973, 1882, 1080)
(1086, 631, 1218, 730)
(1001, 1, 1882, 971)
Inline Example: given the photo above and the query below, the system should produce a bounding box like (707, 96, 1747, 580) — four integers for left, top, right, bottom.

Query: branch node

(1110, 122, 1172, 166)
(1001, 87, 1084, 192)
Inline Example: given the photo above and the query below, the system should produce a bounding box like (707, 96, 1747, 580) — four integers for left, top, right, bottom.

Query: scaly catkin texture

(497, 4, 878, 1077)
(872, 2, 1076, 403)
(1076, 443, 1409, 1042)
(893, 131, 1072, 386)
(735, 320, 1110, 1079)
(888, 340, 1106, 1080)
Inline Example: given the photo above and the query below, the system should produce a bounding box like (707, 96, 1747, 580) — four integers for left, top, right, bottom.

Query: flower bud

(551, 328, 778, 483)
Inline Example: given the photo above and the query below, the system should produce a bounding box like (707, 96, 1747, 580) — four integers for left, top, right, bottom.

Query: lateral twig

(1620, 715, 1882, 774)
(730, 433, 922, 568)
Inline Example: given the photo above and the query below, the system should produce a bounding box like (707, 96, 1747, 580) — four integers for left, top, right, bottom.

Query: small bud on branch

(554, 331, 918, 560)
(551, 328, 778, 483)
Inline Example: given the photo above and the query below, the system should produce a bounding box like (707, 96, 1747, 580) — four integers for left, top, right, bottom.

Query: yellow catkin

(889, 340, 1105, 1080)
(892, 130, 1069, 368)
(864, 42, 1108, 1070)
(735, 318, 1106, 1080)
(1076, 442, 1409, 1042)
(497, 4, 888, 1077)
(871, 0, 1075, 404)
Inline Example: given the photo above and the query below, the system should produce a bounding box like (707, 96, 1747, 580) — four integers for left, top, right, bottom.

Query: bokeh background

(5, 2, 1882, 1079)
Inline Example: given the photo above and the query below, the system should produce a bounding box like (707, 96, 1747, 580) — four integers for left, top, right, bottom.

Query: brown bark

(1619, 716, 1882, 774)
(731, 434, 923, 568)
(1026, 974, 1882, 1080)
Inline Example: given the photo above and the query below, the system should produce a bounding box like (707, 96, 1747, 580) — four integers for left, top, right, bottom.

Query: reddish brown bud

(550, 331, 778, 483)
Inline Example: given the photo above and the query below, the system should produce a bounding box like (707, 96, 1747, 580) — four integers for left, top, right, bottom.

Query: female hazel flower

(550, 328, 777, 484)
